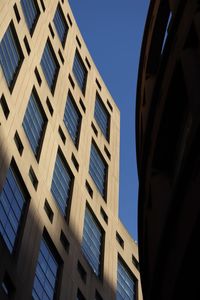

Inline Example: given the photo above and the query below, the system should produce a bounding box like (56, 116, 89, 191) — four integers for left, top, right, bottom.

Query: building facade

(0, 1, 142, 299)
(136, 0, 200, 299)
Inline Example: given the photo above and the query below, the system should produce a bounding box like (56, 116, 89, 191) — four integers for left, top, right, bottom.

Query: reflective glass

(82, 207, 102, 276)
(94, 94, 110, 140)
(21, 0, 40, 34)
(0, 167, 26, 253)
(73, 51, 87, 94)
(32, 239, 58, 300)
(51, 152, 73, 216)
(117, 259, 136, 300)
(0, 24, 23, 89)
(23, 91, 45, 156)
(89, 143, 107, 198)
(53, 4, 68, 46)
(63, 93, 81, 146)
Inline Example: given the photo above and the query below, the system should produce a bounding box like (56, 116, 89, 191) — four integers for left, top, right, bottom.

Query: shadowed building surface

(0, 1, 142, 299)
(136, 0, 200, 299)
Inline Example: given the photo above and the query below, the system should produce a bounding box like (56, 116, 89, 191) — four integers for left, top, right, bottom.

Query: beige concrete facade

(0, 1, 142, 299)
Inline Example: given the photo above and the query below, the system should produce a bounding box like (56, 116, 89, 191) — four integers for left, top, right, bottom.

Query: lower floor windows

(0, 162, 28, 253)
(51, 150, 74, 216)
(81, 206, 104, 277)
(32, 237, 59, 300)
(117, 257, 137, 300)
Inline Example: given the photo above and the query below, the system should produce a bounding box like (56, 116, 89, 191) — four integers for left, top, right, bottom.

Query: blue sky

(69, 0, 149, 240)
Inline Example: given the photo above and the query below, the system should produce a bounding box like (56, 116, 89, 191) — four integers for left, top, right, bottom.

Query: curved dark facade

(136, 0, 200, 299)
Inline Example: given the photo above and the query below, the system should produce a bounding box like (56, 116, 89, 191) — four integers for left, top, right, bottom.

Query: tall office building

(0, 1, 142, 299)
(136, 0, 200, 299)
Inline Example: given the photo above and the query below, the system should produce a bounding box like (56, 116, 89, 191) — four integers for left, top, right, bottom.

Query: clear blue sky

(69, 0, 149, 240)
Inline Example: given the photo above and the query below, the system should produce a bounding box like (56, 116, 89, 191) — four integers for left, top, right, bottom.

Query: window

(51, 151, 73, 216)
(0, 22, 24, 91)
(82, 207, 103, 276)
(94, 94, 110, 140)
(53, 3, 68, 47)
(73, 50, 87, 94)
(32, 238, 59, 300)
(0, 164, 28, 253)
(21, 0, 40, 35)
(22, 89, 47, 159)
(117, 258, 136, 300)
(40, 39, 60, 94)
(89, 143, 107, 199)
(63, 92, 81, 146)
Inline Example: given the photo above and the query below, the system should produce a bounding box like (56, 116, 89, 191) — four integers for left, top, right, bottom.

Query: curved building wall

(0, 0, 142, 299)
(136, 0, 200, 299)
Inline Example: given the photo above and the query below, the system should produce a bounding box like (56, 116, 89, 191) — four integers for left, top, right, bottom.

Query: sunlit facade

(0, 1, 142, 299)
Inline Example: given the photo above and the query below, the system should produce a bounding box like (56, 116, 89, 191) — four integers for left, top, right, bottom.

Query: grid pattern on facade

(40, 40, 59, 94)
(0, 166, 26, 253)
(82, 207, 103, 276)
(32, 239, 58, 300)
(21, 0, 40, 35)
(22, 89, 46, 158)
(63, 92, 81, 146)
(73, 50, 87, 94)
(53, 3, 68, 46)
(94, 94, 110, 140)
(51, 151, 73, 216)
(89, 143, 107, 198)
(117, 258, 136, 300)
(0, 23, 23, 90)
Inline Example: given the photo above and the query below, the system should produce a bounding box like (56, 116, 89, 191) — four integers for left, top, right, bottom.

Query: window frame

(40, 38, 60, 95)
(94, 93, 110, 141)
(50, 149, 74, 220)
(22, 87, 47, 161)
(72, 49, 88, 95)
(63, 90, 82, 148)
(53, 3, 69, 47)
(81, 205, 104, 278)
(32, 229, 63, 300)
(89, 141, 108, 200)
(117, 255, 137, 300)
(0, 21, 24, 92)
(20, 0, 40, 36)
(0, 159, 30, 254)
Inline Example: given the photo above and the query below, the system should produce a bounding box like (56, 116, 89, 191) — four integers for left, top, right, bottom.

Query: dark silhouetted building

(136, 0, 200, 299)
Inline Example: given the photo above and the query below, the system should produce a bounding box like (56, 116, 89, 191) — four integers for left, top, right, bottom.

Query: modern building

(0, 1, 142, 299)
(136, 0, 200, 299)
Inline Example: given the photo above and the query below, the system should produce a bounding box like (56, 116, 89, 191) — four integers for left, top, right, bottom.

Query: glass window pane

(89, 143, 107, 198)
(81, 207, 103, 276)
(21, 0, 40, 34)
(72, 50, 87, 94)
(41, 40, 59, 94)
(94, 94, 110, 140)
(53, 4, 68, 46)
(117, 259, 136, 300)
(23, 90, 46, 157)
(32, 239, 59, 300)
(0, 23, 23, 89)
(0, 166, 26, 253)
(51, 152, 73, 216)
(63, 93, 81, 146)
